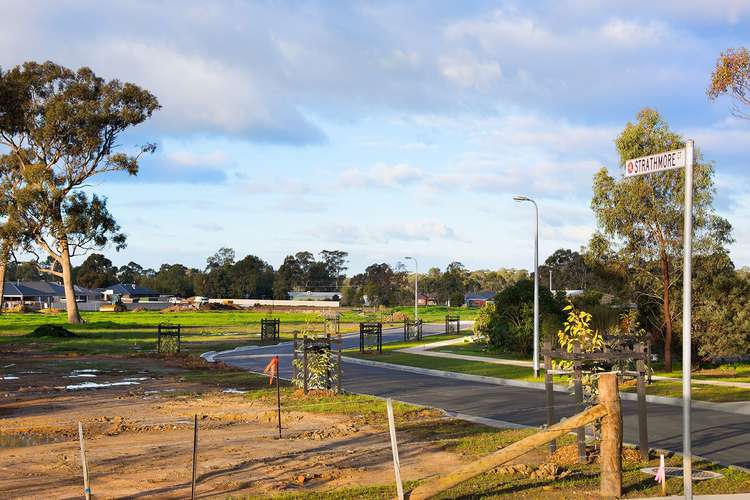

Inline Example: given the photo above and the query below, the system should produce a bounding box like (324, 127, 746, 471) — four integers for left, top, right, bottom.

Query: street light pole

(405, 257, 418, 322)
(514, 196, 540, 378)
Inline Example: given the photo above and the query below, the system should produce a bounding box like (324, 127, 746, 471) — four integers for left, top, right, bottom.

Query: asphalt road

(213, 323, 750, 469)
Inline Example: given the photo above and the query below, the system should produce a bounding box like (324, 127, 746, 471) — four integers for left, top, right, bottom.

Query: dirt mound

(552, 444, 646, 465)
(39, 307, 63, 314)
(28, 325, 77, 338)
(200, 302, 241, 311)
(130, 306, 147, 312)
(7, 304, 37, 313)
(99, 303, 127, 312)
(392, 311, 410, 322)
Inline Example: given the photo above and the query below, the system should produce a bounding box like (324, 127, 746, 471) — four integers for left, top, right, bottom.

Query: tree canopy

(0, 61, 159, 322)
(590, 108, 732, 371)
(708, 47, 750, 119)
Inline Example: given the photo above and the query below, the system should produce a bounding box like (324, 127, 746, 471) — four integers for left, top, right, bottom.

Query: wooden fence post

(191, 414, 198, 500)
(386, 399, 404, 500)
(543, 339, 556, 455)
(292, 332, 298, 381)
(573, 341, 586, 463)
(337, 334, 342, 394)
(599, 372, 622, 498)
(303, 339, 309, 395)
(78, 422, 91, 500)
(636, 342, 649, 461)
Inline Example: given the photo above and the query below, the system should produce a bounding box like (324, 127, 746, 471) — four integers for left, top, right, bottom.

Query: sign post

(625, 140, 694, 499)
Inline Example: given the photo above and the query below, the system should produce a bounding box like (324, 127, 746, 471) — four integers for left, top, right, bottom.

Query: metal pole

(191, 414, 198, 500)
(414, 258, 418, 323)
(682, 140, 694, 499)
(533, 200, 540, 378)
(405, 257, 418, 322)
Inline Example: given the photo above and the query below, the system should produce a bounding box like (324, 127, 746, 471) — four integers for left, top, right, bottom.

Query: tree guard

(157, 323, 180, 354)
(359, 322, 383, 354)
(542, 338, 649, 462)
(292, 333, 342, 394)
(403, 318, 423, 341)
(260, 318, 280, 343)
(445, 314, 460, 334)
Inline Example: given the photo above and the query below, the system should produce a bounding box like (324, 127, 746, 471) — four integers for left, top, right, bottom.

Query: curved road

(211, 323, 750, 469)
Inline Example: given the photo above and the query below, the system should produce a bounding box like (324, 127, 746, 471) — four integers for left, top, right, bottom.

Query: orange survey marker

(264, 356, 279, 385)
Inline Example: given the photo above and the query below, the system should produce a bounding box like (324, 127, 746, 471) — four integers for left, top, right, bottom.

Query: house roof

(103, 283, 160, 297)
(464, 291, 497, 301)
(2, 281, 99, 298)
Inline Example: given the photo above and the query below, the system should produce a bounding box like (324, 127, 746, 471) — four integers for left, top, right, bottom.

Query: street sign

(625, 141, 695, 500)
(624, 148, 686, 177)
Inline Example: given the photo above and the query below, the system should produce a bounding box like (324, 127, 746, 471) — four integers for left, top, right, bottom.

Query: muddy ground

(0, 353, 478, 499)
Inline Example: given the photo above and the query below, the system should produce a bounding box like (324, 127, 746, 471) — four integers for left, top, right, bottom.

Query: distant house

(464, 291, 497, 308)
(417, 293, 440, 306)
(101, 283, 160, 303)
(288, 291, 341, 301)
(3, 281, 100, 308)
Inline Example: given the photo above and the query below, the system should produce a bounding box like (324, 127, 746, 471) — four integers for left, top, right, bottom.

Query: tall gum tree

(0, 61, 159, 323)
(708, 47, 750, 119)
(590, 108, 732, 372)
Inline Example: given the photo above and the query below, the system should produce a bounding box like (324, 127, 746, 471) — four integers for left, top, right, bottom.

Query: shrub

(28, 325, 77, 338)
(555, 304, 605, 404)
(481, 279, 563, 354)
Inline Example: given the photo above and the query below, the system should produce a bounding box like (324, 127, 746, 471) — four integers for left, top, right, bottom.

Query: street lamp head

(404, 256, 413, 260)
(513, 195, 531, 202)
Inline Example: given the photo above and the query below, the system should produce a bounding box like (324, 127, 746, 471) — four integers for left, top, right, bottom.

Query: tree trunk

(0, 243, 10, 314)
(660, 252, 673, 373)
(60, 240, 82, 324)
(0, 259, 6, 315)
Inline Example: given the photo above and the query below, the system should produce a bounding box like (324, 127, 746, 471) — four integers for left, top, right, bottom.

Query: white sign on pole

(625, 140, 694, 500)
(624, 148, 686, 177)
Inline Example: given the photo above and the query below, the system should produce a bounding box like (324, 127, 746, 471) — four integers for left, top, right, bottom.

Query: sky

(2, 0, 750, 276)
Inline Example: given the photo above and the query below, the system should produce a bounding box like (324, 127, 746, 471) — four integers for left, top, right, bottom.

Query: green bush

(28, 324, 77, 338)
(475, 279, 563, 354)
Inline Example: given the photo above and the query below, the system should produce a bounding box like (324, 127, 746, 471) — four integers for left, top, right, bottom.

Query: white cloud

(339, 163, 424, 189)
(376, 221, 458, 242)
(599, 19, 670, 47)
(439, 53, 502, 89)
(166, 149, 228, 168)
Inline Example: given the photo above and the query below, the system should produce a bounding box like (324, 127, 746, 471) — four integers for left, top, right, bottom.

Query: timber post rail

(406, 372, 622, 499)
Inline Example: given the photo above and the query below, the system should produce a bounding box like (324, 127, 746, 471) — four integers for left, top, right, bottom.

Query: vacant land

(2, 353, 748, 499)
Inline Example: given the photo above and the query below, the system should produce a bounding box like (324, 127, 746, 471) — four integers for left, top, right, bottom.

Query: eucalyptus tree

(708, 47, 750, 118)
(0, 61, 159, 323)
(590, 108, 732, 371)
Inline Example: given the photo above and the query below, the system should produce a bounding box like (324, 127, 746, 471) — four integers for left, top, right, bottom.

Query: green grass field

(0, 306, 476, 355)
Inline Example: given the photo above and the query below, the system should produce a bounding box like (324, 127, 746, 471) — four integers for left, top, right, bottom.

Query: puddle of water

(71, 369, 100, 374)
(223, 388, 248, 394)
(0, 433, 60, 448)
(66, 374, 97, 378)
(2, 364, 15, 369)
(1, 375, 19, 380)
(65, 381, 141, 391)
(123, 377, 149, 382)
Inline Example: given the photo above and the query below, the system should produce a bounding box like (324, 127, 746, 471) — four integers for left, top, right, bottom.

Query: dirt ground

(0, 353, 468, 499)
